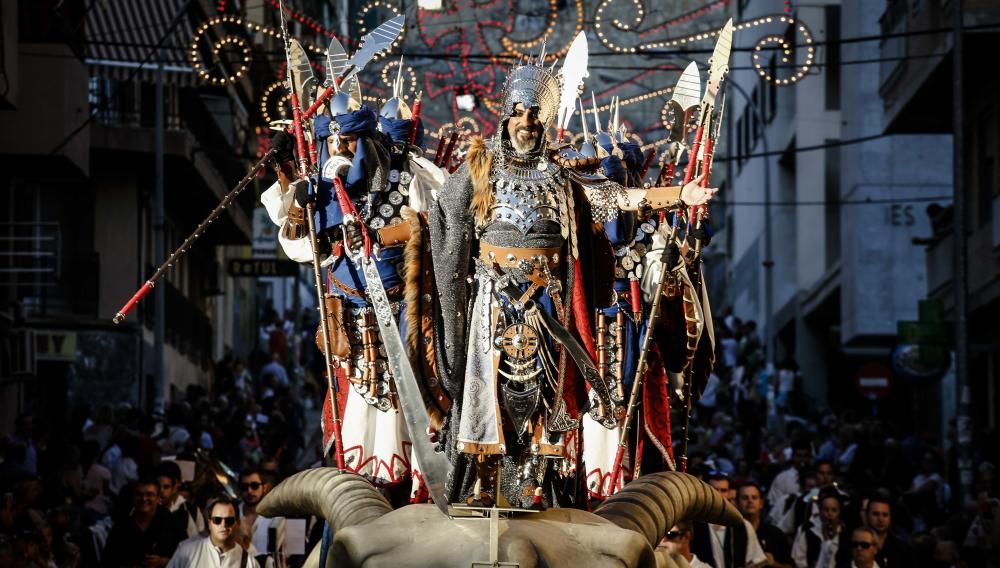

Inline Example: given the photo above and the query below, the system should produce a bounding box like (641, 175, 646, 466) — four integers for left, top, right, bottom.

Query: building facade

(720, 0, 957, 426)
(0, 0, 281, 430)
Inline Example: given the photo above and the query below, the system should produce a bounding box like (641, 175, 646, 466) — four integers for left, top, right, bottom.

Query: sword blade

(670, 61, 702, 112)
(343, 15, 405, 84)
(325, 37, 349, 88)
(357, 254, 451, 515)
(289, 39, 316, 111)
(703, 19, 734, 104)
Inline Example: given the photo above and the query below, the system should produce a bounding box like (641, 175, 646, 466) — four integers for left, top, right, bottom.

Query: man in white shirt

(238, 468, 286, 566)
(157, 461, 205, 539)
(848, 527, 882, 568)
(767, 440, 813, 526)
(168, 496, 258, 567)
(656, 522, 714, 568)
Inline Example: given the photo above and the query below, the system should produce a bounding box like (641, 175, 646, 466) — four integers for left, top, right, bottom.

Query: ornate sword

(339, 180, 452, 515)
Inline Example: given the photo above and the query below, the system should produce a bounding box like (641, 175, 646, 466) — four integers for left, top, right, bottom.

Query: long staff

(113, 150, 276, 324)
(278, 0, 345, 468)
(607, 213, 683, 491)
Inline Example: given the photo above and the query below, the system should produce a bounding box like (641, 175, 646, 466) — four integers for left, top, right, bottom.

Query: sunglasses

(211, 516, 236, 527)
(240, 481, 262, 491)
(665, 530, 687, 540)
(851, 541, 873, 550)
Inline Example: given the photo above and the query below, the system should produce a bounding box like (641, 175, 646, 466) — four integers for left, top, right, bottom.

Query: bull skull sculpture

(259, 469, 741, 568)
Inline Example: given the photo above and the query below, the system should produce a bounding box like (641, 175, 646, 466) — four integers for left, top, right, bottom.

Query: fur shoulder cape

(466, 137, 495, 226)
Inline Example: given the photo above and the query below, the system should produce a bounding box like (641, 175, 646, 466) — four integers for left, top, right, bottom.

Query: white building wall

(728, 1, 840, 329)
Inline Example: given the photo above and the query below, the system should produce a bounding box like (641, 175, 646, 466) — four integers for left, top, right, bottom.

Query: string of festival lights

(195, 0, 818, 154)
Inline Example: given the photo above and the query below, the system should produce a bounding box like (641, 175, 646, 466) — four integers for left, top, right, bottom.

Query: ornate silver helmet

(499, 61, 562, 132)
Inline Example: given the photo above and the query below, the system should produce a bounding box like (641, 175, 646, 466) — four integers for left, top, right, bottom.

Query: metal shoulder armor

(567, 169, 627, 223)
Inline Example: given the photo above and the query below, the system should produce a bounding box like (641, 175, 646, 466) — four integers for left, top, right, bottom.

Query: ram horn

(594, 471, 743, 547)
(257, 468, 393, 534)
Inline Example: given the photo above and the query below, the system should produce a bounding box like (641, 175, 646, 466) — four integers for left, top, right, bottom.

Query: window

(977, 109, 996, 227)
(825, 141, 841, 267)
(825, 6, 842, 110)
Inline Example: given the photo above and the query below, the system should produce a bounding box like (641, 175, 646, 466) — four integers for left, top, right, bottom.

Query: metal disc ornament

(500, 323, 540, 360)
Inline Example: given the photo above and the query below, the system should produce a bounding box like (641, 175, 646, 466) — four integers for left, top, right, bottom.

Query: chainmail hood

(499, 62, 562, 132)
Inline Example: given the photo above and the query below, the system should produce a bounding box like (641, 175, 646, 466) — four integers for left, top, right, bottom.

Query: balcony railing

(88, 77, 183, 130)
(0, 222, 61, 289)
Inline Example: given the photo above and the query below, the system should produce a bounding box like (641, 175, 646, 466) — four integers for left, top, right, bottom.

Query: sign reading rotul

(227, 259, 299, 277)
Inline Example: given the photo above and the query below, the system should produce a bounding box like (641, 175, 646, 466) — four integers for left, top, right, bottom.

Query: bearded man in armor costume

(429, 57, 716, 508)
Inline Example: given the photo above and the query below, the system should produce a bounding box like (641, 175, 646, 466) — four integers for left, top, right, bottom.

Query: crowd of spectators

(2, 304, 998, 567)
(0, 307, 322, 567)
(657, 313, 1000, 567)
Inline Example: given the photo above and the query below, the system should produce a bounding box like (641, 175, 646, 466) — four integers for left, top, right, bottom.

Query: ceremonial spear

(656, 62, 702, 188)
(678, 20, 732, 472)
(607, 20, 733, 489)
(277, 1, 352, 468)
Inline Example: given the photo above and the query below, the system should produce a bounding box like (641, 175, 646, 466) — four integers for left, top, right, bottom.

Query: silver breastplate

(484, 161, 569, 238)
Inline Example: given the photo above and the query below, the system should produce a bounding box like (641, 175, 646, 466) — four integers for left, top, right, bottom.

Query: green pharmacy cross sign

(897, 299, 951, 372)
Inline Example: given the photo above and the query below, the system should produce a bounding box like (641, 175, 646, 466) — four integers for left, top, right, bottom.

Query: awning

(85, 0, 198, 86)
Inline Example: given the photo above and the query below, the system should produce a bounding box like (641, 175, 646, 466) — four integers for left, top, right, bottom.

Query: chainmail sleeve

(428, 162, 476, 401)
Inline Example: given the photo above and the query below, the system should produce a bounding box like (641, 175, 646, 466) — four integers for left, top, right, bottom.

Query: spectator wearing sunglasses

(101, 478, 185, 568)
(656, 522, 713, 568)
(167, 496, 259, 567)
(237, 468, 281, 566)
(845, 527, 881, 568)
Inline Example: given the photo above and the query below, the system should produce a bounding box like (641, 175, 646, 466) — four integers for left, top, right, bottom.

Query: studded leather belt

(479, 243, 561, 269)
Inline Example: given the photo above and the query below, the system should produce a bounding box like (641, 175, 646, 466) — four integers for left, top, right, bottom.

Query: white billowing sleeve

(407, 154, 447, 212)
(641, 225, 685, 303)
(259, 181, 331, 266)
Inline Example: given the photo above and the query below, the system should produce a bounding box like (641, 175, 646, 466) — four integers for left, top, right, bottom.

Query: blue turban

(378, 116, 425, 148)
(619, 142, 644, 174)
(601, 155, 627, 185)
(334, 104, 378, 136)
(314, 115, 333, 139)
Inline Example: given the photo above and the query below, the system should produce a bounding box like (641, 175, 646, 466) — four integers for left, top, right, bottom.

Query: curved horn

(257, 468, 392, 533)
(594, 472, 743, 547)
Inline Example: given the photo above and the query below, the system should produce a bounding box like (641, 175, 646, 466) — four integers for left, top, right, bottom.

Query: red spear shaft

(440, 131, 459, 170)
(408, 93, 423, 146)
(638, 149, 656, 182)
(433, 133, 447, 166)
